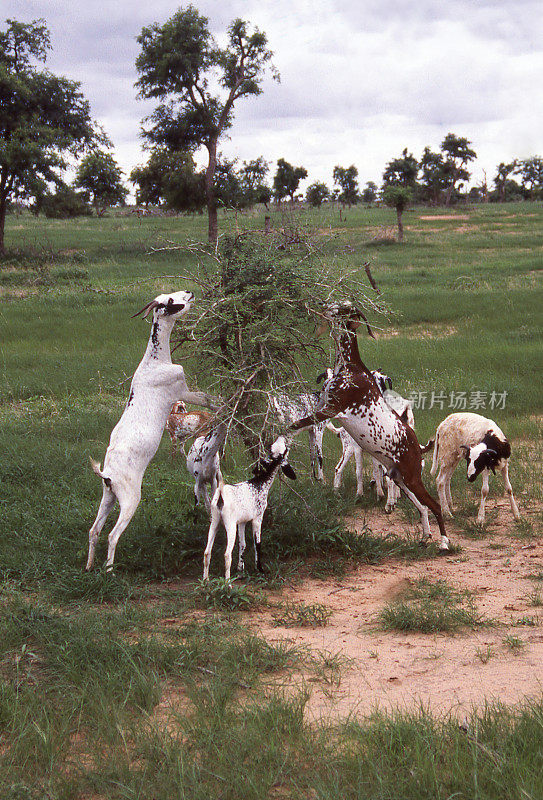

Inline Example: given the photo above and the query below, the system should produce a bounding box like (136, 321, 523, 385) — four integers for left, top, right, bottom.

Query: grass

(1, 203, 542, 796)
(378, 578, 490, 633)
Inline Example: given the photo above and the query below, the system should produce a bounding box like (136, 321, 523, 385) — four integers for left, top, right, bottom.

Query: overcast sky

(8, 1, 543, 195)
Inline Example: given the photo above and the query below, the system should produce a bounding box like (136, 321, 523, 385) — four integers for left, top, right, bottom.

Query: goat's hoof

(439, 537, 450, 551)
(384, 505, 395, 514)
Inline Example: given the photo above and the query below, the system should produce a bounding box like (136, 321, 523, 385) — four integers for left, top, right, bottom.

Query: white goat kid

(186, 424, 226, 509)
(87, 291, 215, 570)
(430, 412, 520, 523)
(203, 435, 296, 580)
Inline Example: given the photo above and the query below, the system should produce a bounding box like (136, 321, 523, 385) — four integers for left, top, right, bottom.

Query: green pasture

(0, 202, 542, 797)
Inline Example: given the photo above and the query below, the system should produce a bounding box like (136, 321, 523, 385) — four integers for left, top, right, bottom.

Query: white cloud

(4, 0, 542, 194)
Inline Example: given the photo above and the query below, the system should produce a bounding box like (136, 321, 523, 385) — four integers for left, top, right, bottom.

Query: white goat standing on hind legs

(86, 291, 218, 571)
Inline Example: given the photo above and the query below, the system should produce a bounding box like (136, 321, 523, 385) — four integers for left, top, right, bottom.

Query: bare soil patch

(374, 323, 458, 340)
(249, 501, 543, 721)
(418, 214, 470, 221)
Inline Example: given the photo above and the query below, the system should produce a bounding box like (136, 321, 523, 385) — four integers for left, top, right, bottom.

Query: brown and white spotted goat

(291, 302, 450, 550)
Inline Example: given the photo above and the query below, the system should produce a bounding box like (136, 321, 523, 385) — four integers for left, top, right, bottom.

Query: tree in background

(130, 148, 204, 211)
(273, 158, 308, 203)
(74, 151, 128, 216)
(382, 148, 418, 189)
(440, 133, 476, 206)
(38, 184, 92, 219)
(239, 157, 271, 208)
(515, 156, 543, 200)
(493, 161, 517, 203)
(0, 18, 102, 253)
(382, 185, 411, 242)
(136, 6, 277, 245)
(332, 165, 359, 206)
(305, 181, 330, 208)
(419, 147, 448, 205)
(362, 181, 378, 204)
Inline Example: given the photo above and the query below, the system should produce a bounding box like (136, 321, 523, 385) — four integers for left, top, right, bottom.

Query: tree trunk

(0, 198, 6, 256)
(205, 138, 218, 246)
(396, 208, 404, 242)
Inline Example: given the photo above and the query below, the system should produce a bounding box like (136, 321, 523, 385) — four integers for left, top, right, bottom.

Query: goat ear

(400, 408, 409, 423)
(386, 377, 393, 389)
(281, 463, 297, 480)
(486, 448, 498, 458)
(132, 299, 160, 319)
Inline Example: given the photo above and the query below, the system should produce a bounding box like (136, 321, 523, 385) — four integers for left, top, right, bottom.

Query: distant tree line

(1, 11, 543, 252)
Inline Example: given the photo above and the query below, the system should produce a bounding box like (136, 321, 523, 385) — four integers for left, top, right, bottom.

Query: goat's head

(460, 443, 499, 481)
(269, 435, 296, 479)
(132, 290, 195, 321)
(322, 300, 375, 337)
(370, 369, 393, 394)
(170, 401, 187, 415)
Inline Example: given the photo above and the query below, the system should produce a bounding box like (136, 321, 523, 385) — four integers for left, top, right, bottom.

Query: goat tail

(430, 433, 440, 476)
(89, 457, 113, 489)
(420, 438, 435, 454)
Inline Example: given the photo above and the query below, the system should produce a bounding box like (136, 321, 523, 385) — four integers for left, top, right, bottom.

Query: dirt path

(250, 501, 543, 720)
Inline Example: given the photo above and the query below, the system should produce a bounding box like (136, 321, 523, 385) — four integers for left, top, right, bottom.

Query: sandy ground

(248, 499, 543, 721)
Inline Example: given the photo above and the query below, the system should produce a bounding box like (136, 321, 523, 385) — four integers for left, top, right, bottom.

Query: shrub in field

(378, 578, 488, 633)
(192, 578, 262, 610)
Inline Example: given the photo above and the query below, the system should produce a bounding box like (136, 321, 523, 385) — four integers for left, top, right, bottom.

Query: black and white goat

(87, 291, 216, 570)
(291, 302, 450, 550)
(186, 424, 226, 509)
(203, 435, 296, 580)
(430, 412, 520, 523)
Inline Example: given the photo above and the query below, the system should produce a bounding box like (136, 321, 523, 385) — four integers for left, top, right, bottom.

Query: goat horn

(132, 300, 160, 319)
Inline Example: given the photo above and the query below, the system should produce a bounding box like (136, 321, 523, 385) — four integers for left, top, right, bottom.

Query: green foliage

(74, 150, 128, 215)
(333, 164, 359, 205)
(273, 158, 308, 202)
(382, 185, 411, 211)
(0, 18, 103, 250)
(305, 180, 330, 207)
(130, 146, 204, 210)
(135, 6, 276, 241)
(39, 184, 92, 219)
(192, 578, 262, 610)
(382, 147, 419, 188)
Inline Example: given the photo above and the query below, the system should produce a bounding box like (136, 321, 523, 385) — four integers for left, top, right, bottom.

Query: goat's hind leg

(397, 471, 450, 551)
(86, 485, 116, 570)
(105, 487, 141, 570)
(501, 462, 520, 520)
(203, 510, 221, 580)
(237, 522, 247, 574)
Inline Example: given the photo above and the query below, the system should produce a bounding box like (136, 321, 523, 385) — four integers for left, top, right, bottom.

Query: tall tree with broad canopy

(382, 148, 418, 189)
(74, 151, 128, 216)
(419, 147, 448, 205)
(273, 158, 307, 203)
(440, 133, 476, 206)
(493, 161, 517, 202)
(135, 6, 277, 245)
(333, 165, 359, 206)
(0, 18, 102, 253)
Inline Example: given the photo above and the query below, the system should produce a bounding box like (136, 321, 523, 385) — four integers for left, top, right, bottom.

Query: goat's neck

(336, 330, 364, 369)
(142, 316, 176, 364)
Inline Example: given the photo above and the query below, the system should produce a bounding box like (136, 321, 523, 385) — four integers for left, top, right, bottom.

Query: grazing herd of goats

(86, 290, 520, 579)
